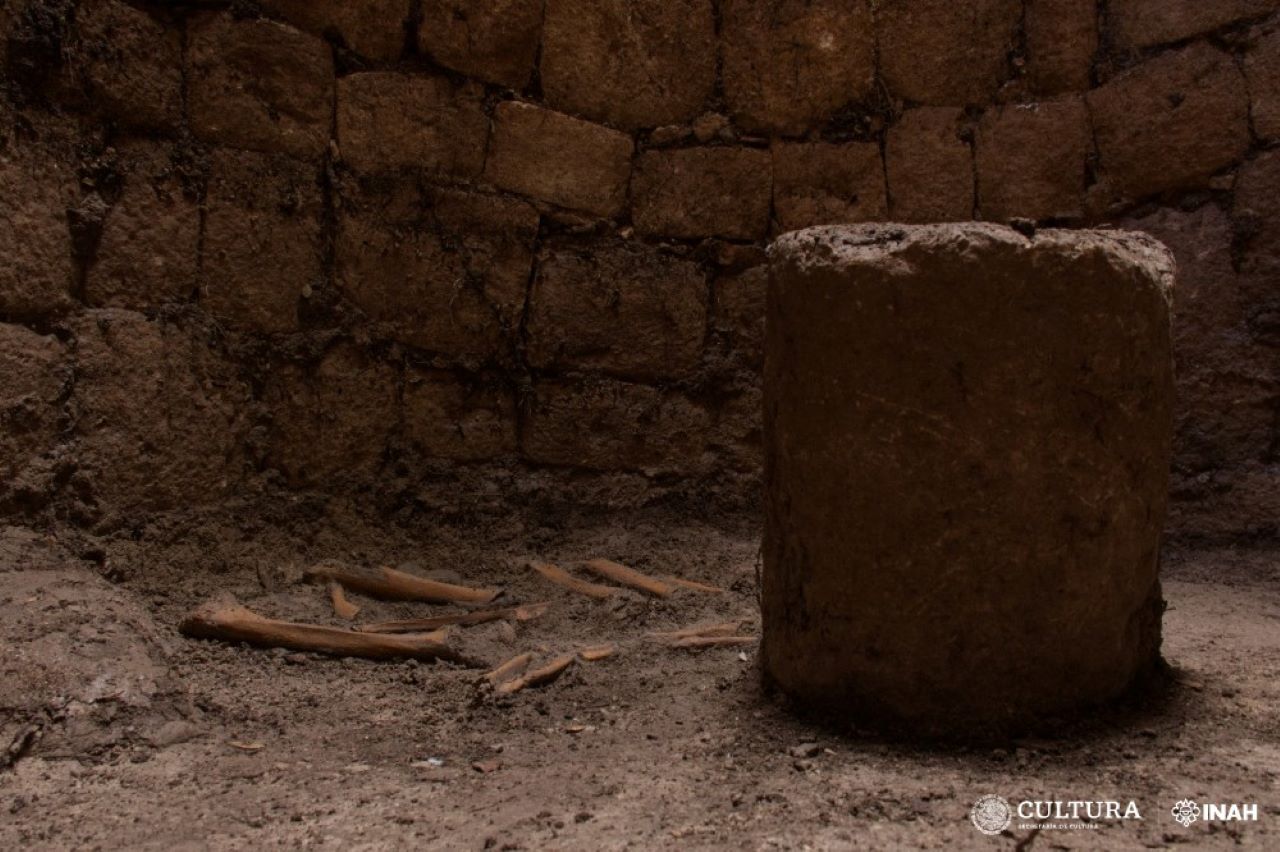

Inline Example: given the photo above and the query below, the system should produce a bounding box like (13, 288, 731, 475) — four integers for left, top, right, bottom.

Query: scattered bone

(646, 621, 741, 642)
(671, 635, 756, 649)
(306, 564, 500, 605)
(663, 575, 726, 594)
(579, 644, 617, 662)
(179, 598, 483, 666)
(582, 558, 673, 598)
(358, 602, 550, 634)
(228, 741, 265, 752)
(494, 654, 574, 695)
(528, 561, 616, 600)
(485, 652, 534, 686)
(329, 583, 361, 620)
(423, 626, 452, 643)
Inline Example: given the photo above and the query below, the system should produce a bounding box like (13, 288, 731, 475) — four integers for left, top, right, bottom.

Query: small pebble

(788, 742, 820, 759)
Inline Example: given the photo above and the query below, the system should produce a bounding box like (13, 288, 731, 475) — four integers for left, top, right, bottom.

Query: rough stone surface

(764, 224, 1174, 734)
(335, 181, 537, 365)
(976, 98, 1091, 222)
(713, 265, 766, 369)
(1235, 150, 1280, 356)
(188, 14, 333, 159)
(0, 131, 76, 319)
(878, 0, 1021, 105)
(86, 143, 198, 310)
(483, 101, 633, 218)
(1123, 205, 1273, 475)
(631, 148, 771, 241)
(720, 0, 875, 136)
(885, 107, 974, 223)
(522, 379, 710, 473)
(540, 0, 715, 130)
(1109, 0, 1279, 50)
(337, 72, 487, 177)
(1025, 0, 1098, 95)
(419, 0, 543, 88)
(70, 311, 250, 519)
(1088, 44, 1250, 203)
(1245, 22, 1280, 141)
(403, 368, 517, 461)
(72, 0, 182, 130)
(0, 0, 1272, 543)
(1169, 466, 1280, 539)
(710, 384, 764, 472)
(0, 558, 182, 765)
(0, 323, 67, 510)
(771, 142, 885, 234)
(265, 343, 398, 485)
(1236, 149, 1280, 277)
(262, 0, 410, 61)
(201, 150, 324, 335)
(526, 242, 707, 381)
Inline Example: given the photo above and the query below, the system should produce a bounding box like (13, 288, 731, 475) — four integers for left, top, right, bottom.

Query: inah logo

(970, 795, 1012, 835)
(1171, 799, 1259, 826)
(1171, 800, 1200, 827)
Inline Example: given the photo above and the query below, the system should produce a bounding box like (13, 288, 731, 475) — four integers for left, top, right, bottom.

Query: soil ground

(1, 498, 1277, 850)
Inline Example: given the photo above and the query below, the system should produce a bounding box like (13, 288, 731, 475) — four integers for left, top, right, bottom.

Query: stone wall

(1, 0, 1276, 540)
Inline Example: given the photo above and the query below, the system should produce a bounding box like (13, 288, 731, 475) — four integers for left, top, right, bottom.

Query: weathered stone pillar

(763, 224, 1175, 735)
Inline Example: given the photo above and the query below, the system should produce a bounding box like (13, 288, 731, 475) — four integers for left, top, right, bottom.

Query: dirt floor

(1, 497, 1277, 850)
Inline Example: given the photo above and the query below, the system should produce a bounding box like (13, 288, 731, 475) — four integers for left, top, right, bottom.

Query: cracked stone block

(337, 72, 487, 177)
(1109, 0, 1279, 51)
(201, 149, 324, 335)
(419, 0, 543, 88)
(1123, 205, 1274, 475)
(188, 13, 333, 159)
(713, 265, 766, 370)
(771, 141, 886, 233)
(262, 0, 410, 61)
(1245, 22, 1280, 141)
(0, 124, 77, 319)
(540, 0, 715, 130)
(71, 0, 182, 130)
(483, 101, 633, 218)
(264, 343, 398, 485)
(335, 180, 537, 366)
(720, 0, 875, 136)
(878, 0, 1021, 106)
(1088, 43, 1249, 203)
(976, 97, 1090, 222)
(526, 241, 707, 381)
(0, 323, 67, 509)
(403, 368, 518, 461)
(1025, 0, 1097, 95)
(631, 148, 771, 241)
(70, 310, 251, 517)
(522, 378, 711, 473)
(886, 107, 974, 223)
(86, 142, 198, 310)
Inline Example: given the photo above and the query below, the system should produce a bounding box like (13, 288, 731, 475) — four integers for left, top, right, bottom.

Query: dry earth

(1, 499, 1277, 850)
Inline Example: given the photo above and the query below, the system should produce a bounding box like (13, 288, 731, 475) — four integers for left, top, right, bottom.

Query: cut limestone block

(763, 223, 1175, 735)
(540, 0, 714, 130)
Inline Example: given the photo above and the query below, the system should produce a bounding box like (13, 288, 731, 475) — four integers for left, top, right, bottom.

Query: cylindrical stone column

(763, 224, 1175, 735)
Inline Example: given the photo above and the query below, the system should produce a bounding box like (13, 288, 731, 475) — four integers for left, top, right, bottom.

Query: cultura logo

(970, 796, 1144, 833)
(970, 795, 1013, 835)
(1171, 799, 1200, 827)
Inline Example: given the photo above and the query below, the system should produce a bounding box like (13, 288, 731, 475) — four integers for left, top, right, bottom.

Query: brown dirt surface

(0, 504, 1277, 849)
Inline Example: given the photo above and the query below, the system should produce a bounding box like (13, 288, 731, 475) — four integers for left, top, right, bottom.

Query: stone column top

(768, 222, 1176, 308)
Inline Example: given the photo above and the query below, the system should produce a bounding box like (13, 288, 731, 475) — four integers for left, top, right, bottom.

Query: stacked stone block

(0, 0, 1274, 538)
